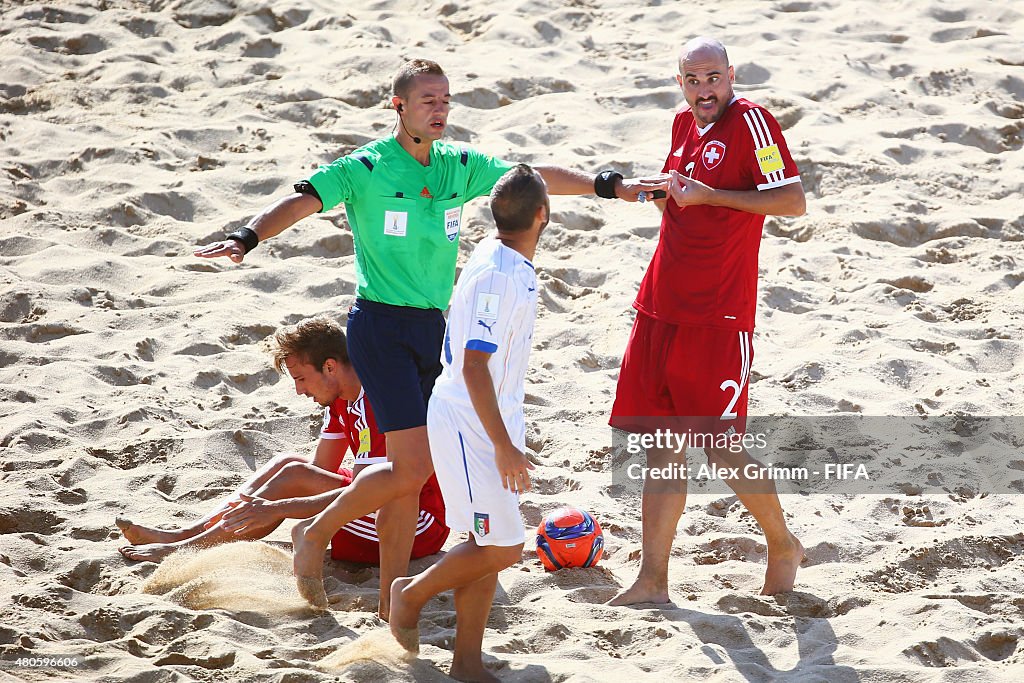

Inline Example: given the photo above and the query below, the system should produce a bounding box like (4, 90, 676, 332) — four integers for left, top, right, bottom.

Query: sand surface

(1, 0, 1023, 681)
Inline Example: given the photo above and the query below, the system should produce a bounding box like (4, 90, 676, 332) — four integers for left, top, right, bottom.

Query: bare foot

(760, 533, 804, 595)
(115, 517, 188, 545)
(296, 576, 328, 610)
(450, 661, 501, 683)
(606, 578, 672, 607)
(388, 577, 420, 654)
(118, 543, 176, 563)
(291, 519, 328, 609)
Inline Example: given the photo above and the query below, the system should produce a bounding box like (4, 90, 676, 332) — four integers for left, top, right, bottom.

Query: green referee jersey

(306, 136, 514, 310)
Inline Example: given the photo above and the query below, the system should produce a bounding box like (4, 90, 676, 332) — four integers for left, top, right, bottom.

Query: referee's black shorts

(346, 298, 445, 433)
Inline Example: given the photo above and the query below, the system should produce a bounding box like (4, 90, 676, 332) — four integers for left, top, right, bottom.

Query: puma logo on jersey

(477, 319, 495, 334)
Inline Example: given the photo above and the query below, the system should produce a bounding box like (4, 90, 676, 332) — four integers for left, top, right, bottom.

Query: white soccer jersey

(433, 237, 537, 415)
(429, 237, 537, 547)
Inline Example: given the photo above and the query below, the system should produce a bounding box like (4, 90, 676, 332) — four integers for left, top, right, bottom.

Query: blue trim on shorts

(458, 431, 473, 503)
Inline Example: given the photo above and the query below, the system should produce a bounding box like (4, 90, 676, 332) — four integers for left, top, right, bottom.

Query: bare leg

(375, 492, 420, 620)
(389, 537, 522, 661)
(120, 463, 347, 563)
(116, 517, 195, 545)
(706, 447, 803, 594)
(608, 444, 687, 606)
(450, 573, 502, 683)
(117, 452, 309, 545)
(119, 519, 274, 562)
(292, 426, 433, 608)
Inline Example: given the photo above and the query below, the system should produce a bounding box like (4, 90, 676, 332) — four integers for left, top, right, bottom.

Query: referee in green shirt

(195, 59, 667, 616)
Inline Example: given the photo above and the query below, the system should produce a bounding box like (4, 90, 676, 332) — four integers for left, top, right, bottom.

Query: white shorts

(427, 398, 526, 547)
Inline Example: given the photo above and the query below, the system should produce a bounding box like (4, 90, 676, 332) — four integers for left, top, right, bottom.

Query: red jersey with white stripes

(635, 97, 801, 331)
(321, 394, 447, 551)
(320, 389, 388, 465)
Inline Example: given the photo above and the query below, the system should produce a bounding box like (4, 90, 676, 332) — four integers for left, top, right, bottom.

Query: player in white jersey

(429, 213, 539, 547)
(388, 164, 547, 683)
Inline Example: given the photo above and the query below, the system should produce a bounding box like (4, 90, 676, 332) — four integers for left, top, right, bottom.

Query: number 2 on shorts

(719, 379, 740, 420)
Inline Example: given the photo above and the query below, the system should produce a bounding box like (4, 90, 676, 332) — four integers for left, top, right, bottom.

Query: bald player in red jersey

(609, 37, 806, 605)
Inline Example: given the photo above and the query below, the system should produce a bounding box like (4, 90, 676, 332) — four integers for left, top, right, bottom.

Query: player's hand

(495, 443, 535, 493)
(668, 169, 714, 207)
(220, 492, 281, 533)
(203, 498, 243, 529)
(194, 239, 246, 263)
(615, 173, 671, 203)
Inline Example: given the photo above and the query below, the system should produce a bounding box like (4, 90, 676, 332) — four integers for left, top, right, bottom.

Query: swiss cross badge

(702, 140, 726, 170)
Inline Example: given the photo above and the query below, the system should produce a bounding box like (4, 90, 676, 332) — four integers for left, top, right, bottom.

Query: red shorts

(329, 468, 449, 564)
(610, 313, 753, 435)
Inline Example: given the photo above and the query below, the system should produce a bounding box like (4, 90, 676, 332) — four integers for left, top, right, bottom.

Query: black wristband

(594, 170, 623, 199)
(293, 180, 323, 203)
(227, 226, 259, 254)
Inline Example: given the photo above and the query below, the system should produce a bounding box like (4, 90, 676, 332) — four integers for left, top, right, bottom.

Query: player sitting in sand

(388, 164, 546, 683)
(117, 317, 449, 572)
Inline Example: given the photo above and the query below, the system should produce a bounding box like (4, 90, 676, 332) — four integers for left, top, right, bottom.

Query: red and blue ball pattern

(536, 506, 604, 571)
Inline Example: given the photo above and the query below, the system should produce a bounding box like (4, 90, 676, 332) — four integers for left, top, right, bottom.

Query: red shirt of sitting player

(117, 317, 448, 585)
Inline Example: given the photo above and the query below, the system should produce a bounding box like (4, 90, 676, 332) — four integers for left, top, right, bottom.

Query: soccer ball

(535, 506, 604, 571)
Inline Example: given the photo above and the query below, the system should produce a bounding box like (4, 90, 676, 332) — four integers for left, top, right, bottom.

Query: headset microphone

(396, 103, 421, 144)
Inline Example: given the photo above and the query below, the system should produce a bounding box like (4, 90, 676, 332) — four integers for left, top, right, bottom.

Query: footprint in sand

(0, 292, 45, 323)
(693, 536, 766, 566)
(23, 322, 89, 343)
(0, 507, 64, 535)
(242, 37, 281, 58)
(531, 474, 582, 495)
(27, 33, 107, 55)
